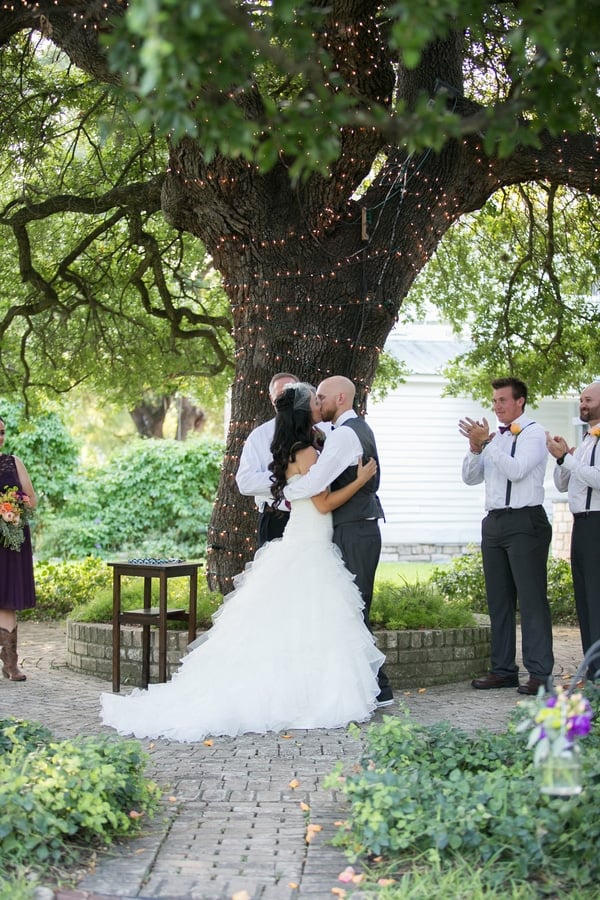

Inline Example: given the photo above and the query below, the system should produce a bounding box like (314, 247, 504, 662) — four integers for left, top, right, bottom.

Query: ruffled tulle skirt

(101, 510, 384, 742)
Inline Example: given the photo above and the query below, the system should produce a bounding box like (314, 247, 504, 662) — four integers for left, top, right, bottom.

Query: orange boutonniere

(590, 426, 600, 438)
(509, 423, 522, 436)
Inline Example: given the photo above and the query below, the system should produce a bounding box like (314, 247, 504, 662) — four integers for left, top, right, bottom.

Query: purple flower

(568, 714, 592, 738)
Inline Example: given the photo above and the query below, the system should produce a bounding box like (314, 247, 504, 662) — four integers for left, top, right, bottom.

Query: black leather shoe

(516, 677, 547, 695)
(471, 672, 519, 690)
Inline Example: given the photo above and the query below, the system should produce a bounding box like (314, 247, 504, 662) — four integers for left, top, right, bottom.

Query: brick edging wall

(66, 621, 491, 689)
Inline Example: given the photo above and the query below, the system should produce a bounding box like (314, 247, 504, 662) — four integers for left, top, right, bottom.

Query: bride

(100, 382, 385, 741)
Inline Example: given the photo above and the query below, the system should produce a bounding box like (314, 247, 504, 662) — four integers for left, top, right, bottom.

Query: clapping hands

(458, 417, 494, 454)
(545, 431, 572, 459)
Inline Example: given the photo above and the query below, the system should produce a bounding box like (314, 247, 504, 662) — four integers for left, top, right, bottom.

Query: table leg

(112, 571, 121, 693)
(158, 572, 168, 682)
(141, 576, 152, 688)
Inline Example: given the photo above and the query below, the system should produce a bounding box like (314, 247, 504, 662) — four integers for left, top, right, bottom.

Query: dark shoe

(516, 676, 547, 696)
(471, 672, 519, 690)
(376, 686, 394, 708)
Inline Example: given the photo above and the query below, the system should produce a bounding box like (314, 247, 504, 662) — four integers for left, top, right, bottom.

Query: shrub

(429, 547, 488, 614)
(0, 717, 161, 873)
(430, 547, 578, 625)
(0, 719, 52, 755)
(371, 579, 476, 630)
(0, 401, 79, 513)
(546, 556, 578, 625)
(20, 557, 112, 621)
(33, 437, 223, 561)
(327, 685, 600, 890)
(70, 567, 223, 629)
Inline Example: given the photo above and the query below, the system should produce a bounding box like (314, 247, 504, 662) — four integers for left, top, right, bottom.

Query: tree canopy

(0, 28, 232, 410)
(408, 183, 600, 400)
(1, 0, 599, 586)
(107, 0, 600, 173)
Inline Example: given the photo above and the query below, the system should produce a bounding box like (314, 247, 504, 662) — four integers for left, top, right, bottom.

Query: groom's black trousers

(333, 519, 391, 694)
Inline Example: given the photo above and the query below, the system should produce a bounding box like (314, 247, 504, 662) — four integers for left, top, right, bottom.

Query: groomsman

(460, 376, 554, 696)
(547, 381, 600, 678)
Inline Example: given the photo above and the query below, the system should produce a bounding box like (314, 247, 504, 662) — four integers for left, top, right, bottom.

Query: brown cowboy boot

(0, 626, 26, 681)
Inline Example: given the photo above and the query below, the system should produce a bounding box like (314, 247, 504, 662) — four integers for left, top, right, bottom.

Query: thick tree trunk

(162, 143, 470, 590)
(204, 272, 396, 590)
(129, 393, 171, 438)
(175, 396, 206, 440)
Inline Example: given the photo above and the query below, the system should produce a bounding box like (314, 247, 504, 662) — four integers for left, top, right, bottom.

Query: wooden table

(109, 560, 200, 692)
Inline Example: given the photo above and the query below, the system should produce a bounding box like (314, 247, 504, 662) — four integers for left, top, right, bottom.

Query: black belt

(573, 510, 600, 518)
(487, 504, 543, 516)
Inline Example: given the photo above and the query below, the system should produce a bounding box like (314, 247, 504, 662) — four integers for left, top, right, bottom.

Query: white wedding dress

(100, 478, 385, 742)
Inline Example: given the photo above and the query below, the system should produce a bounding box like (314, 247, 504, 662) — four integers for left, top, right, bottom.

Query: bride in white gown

(100, 383, 385, 742)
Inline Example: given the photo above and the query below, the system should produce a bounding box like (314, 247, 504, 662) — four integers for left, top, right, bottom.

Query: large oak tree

(1, 0, 599, 589)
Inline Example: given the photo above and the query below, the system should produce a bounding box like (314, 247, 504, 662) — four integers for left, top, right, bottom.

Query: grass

(375, 561, 445, 584)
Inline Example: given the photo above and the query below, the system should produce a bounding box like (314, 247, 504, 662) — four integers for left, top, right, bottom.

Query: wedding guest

(0, 415, 37, 682)
(459, 377, 553, 696)
(547, 381, 600, 678)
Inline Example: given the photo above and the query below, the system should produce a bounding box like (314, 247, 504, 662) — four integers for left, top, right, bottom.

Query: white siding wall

(367, 378, 579, 547)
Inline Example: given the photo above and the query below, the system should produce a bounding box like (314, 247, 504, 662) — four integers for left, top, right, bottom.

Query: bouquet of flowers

(517, 685, 593, 763)
(517, 684, 593, 795)
(0, 486, 34, 551)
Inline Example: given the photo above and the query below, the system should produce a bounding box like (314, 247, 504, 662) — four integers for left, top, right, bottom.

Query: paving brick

(10, 621, 585, 900)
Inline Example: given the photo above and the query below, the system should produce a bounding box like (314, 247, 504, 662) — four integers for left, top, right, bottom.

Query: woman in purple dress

(0, 415, 37, 681)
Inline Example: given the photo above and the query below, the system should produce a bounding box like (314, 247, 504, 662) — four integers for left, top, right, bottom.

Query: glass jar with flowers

(517, 681, 594, 796)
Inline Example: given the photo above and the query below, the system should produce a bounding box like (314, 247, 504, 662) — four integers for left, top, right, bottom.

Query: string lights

(3, 4, 600, 591)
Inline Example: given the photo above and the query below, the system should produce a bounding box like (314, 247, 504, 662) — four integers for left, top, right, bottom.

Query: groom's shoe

(376, 686, 394, 708)
(471, 672, 519, 690)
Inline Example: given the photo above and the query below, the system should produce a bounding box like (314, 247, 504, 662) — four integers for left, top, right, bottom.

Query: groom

(284, 375, 393, 706)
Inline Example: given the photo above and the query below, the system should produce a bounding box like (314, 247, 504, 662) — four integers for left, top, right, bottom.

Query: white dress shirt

(235, 418, 278, 511)
(462, 414, 547, 510)
(236, 418, 332, 510)
(554, 431, 600, 513)
(283, 410, 363, 500)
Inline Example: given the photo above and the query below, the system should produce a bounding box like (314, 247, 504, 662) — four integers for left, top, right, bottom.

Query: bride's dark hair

(269, 383, 316, 503)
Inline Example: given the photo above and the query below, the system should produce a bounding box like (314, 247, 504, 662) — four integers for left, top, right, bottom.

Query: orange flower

(509, 423, 522, 435)
(590, 425, 600, 437)
(0, 486, 33, 551)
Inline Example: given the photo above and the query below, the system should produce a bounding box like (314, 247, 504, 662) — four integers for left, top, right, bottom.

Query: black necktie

(499, 425, 511, 434)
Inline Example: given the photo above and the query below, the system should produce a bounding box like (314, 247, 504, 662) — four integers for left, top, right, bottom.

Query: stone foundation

(380, 543, 474, 563)
(66, 620, 491, 689)
(552, 499, 572, 560)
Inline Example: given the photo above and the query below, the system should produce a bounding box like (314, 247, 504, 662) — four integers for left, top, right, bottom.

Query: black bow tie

(498, 425, 512, 434)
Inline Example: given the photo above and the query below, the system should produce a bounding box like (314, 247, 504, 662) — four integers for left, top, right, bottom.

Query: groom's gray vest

(331, 417, 384, 526)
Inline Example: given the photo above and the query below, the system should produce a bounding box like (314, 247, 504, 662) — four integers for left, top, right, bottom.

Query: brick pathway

(1, 622, 584, 900)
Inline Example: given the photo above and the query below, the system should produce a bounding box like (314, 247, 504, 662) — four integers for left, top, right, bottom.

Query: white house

(367, 318, 581, 562)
